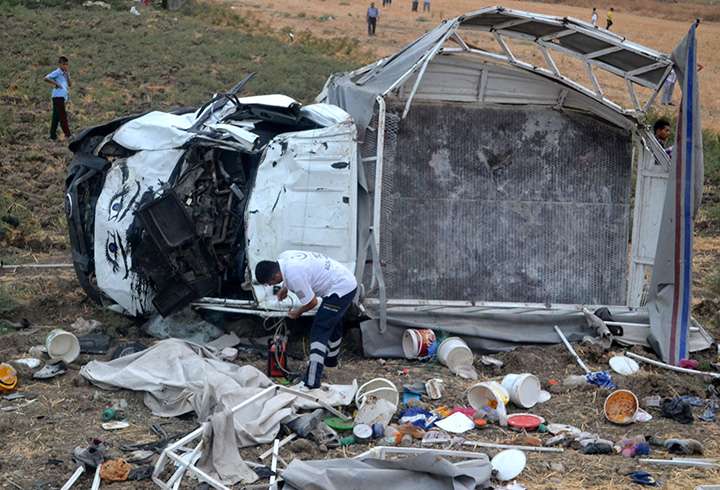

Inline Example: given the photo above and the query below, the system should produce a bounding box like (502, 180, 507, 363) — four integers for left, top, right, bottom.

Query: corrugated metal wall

(378, 103, 632, 305)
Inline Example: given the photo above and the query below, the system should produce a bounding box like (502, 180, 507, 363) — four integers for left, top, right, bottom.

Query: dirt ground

(1, 257, 720, 489)
(1, 1, 720, 488)
(228, 0, 720, 132)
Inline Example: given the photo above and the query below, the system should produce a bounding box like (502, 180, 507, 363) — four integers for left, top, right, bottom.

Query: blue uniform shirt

(46, 68, 69, 100)
(367, 6, 379, 18)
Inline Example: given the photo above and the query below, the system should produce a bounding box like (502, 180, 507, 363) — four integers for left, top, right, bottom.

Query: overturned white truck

(66, 8, 709, 360)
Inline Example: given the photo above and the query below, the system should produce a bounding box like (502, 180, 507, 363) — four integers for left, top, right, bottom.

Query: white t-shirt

(278, 250, 357, 305)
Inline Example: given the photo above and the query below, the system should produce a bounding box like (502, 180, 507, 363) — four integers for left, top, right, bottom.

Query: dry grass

(228, 0, 720, 131)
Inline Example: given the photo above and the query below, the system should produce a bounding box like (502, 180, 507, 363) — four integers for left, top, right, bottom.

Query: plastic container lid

(324, 417, 354, 431)
(491, 449, 527, 481)
(507, 413, 545, 430)
(353, 423, 373, 441)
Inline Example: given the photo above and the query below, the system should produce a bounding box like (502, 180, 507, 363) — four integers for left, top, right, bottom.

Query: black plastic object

(136, 192, 195, 249)
(78, 334, 111, 354)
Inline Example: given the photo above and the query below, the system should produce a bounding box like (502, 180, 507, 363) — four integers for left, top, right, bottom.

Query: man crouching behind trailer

(255, 251, 358, 389)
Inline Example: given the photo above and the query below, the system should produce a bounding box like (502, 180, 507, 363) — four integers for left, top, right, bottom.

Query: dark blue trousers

(304, 288, 356, 388)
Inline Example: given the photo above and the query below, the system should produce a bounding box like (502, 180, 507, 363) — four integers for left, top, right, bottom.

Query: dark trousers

(367, 17, 377, 35)
(50, 97, 71, 139)
(606, 19, 613, 30)
(304, 288, 356, 388)
(411, 0, 418, 11)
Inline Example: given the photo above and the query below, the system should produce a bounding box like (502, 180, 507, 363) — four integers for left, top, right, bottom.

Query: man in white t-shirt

(255, 250, 358, 388)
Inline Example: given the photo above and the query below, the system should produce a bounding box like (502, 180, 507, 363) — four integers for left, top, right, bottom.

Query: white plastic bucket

(467, 381, 509, 411)
(402, 329, 436, 359)
(437, 337, 473, 369)
(501, 373, 541, 408)
(355, 378, 398, 408)
(46, 329, 80, 363)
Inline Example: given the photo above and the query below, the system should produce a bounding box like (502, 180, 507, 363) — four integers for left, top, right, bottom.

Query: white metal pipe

(60, 466, 85, 490)
(269, 439, 280, 490)
(260, 434, 297, 460)
(91, 466, 101, 490)
(166, 451, 230, 490)
(640, 458, 720, 468)
(371, 95, 386, 268)
(626, 352, 720, 379)
(463, 440, 564, 453)
(554, 325, 591, 374)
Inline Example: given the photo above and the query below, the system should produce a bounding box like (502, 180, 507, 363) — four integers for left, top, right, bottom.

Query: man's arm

(44, 72, 61, 88)
(288, 295, 318, 319)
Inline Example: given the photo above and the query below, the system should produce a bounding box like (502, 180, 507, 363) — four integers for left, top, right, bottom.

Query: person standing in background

(661, 69, 677, 106)
(606, 8, 614, 30)
(411, 0, 418, 12)
(423, 0, 430, 12)
(591, 7, 598, 27)
(44, 56, 72, 140)
(367, 2, 379, 36)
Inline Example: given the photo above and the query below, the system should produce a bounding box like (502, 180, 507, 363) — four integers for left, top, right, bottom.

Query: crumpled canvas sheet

(81, 339, 295, 485)
(282, 453, 491, 490)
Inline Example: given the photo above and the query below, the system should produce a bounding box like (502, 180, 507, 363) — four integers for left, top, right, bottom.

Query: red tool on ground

(267, 336, 288, 378)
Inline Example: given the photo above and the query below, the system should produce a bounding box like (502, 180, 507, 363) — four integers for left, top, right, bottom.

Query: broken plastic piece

(33, 360, 67, 379)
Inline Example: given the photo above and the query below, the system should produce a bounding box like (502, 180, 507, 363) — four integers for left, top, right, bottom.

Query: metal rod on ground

(60, 466, 85, 490)
(626, 352, 720, 379)
(269, 439, 280, 490)
(0, 263, 73, 269)
(463, 441, 564, 453)
(639, 458, 720, 468)
(166, 451, 229, 490)
(413, 440, 563, 454)
(554, 325, 591, 374)
(260, 434, 296, 460)
(91, 465, 101, 490)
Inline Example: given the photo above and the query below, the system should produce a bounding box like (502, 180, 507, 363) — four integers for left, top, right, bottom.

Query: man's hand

(277, 287, 288, 301)
(287, 309, 301, 320)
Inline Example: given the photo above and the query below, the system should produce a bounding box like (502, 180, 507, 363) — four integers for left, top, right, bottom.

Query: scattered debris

(661, 397, 694, 424)
(434, 412, 475, 434)
(425, 378, 444, 400)
(665, 438, 704, 455)
(479, 355, 504, 368)
(0, 363, 18, 393)
(70, 317, 102, 335)
(33, 360, 67, 379)
(144, 308, 223, 344)
(99, 458, 131, 482)
(82, 1, 111, 8)
(78, 334, 111, 355)
(129, 5, 140, 15)
(626, 470, 659, 486)
(11, 358, 41, 369)
(101, 420, 130, 430)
